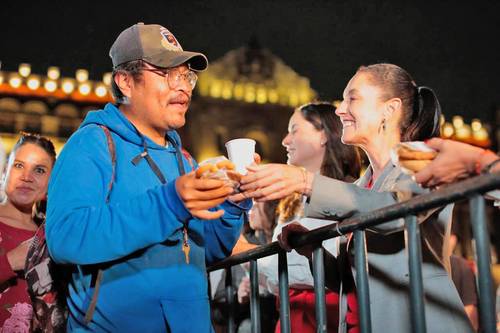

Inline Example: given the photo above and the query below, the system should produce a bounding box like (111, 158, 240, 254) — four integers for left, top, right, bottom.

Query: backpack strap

(83, 125, 115, 324)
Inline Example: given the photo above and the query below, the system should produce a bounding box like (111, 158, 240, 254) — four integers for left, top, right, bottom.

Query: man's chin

(167, 118, 186, 130)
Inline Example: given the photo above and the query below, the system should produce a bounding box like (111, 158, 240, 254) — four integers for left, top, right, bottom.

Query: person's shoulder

(64, 124, 108, 149)
(57, 124, 112, 165)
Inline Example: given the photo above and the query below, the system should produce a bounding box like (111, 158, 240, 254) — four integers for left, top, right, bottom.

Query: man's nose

(176, 75, 193, 93)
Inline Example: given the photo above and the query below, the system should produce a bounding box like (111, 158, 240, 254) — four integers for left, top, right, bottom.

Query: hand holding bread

(195, 156, 243, 187)
(392, 142, 437, 174)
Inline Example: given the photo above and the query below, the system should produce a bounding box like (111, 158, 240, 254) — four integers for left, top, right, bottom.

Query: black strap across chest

(130, 129, 187, 183)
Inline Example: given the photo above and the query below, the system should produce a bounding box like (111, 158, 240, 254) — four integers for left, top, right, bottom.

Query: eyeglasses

(142, 66, 198, 90)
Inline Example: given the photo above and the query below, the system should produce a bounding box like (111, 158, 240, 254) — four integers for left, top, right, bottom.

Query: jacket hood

(80, 103, 182, 149)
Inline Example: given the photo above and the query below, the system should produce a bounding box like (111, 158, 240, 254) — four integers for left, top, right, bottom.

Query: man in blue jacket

(46, 23, 250, 332)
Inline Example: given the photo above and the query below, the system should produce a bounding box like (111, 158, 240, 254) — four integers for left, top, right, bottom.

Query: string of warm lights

(441, 115, 490, 148)
(0, 63, 113, 102)
(0, 63, 493, 151)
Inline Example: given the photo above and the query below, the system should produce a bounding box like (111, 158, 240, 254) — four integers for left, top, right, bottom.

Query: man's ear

(114, 72, 134, 100)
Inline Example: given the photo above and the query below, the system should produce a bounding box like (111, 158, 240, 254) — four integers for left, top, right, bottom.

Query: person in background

(0, 133, 56, 331)
(256, 102, 361, 333)
(46, 23, 250, 332)
(211, 200, 279, 333)
(240, 63, 474, 332)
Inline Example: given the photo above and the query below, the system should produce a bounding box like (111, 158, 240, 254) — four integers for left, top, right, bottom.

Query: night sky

(1, 0, 498, 122)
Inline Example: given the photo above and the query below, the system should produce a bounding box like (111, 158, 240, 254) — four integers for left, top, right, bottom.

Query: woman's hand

(227, 153, 262, 203)
(277, 222, 313, 259)
(239, 164, 313, 201)
(175, 172, 234, 220)
(7, 238, 33, 271)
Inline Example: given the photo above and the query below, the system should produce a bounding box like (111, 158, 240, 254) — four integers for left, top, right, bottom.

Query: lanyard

(131, 130, 186, 183)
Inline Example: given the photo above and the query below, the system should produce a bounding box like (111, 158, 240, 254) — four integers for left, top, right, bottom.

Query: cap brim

(147, 51, 208, 71)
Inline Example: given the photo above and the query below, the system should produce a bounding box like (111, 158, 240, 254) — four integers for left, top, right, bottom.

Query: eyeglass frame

(141, 64, 198, 90)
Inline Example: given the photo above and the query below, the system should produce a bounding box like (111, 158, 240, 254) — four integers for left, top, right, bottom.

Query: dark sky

(1, 0, 498, 122)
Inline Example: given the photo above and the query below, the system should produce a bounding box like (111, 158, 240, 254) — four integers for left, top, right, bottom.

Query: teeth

(343, 120, 355, 127)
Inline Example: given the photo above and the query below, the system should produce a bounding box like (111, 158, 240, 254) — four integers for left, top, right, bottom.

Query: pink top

(0, 221, 35, 331)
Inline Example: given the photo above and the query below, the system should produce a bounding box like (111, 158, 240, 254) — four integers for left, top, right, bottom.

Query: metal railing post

(354, 230, 371, 333)
(278, 251, 291, 333)
(225, 267, 236, 333)
(405, 215, 426, 333)
(249, 259, 261, 333)
(312, 245, 327, 333)
(470, 195, 496, 333)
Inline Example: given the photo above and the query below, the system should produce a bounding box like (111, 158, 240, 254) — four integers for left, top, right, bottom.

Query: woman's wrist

(297, 167, 313, 197)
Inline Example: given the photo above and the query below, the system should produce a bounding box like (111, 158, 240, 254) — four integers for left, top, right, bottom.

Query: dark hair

(299, 102, 362, 180)
(357, 63, 441, 141)
(12, 132, 56, 164)
(111, 60, 144, 105)
(278, 102, 362, 222)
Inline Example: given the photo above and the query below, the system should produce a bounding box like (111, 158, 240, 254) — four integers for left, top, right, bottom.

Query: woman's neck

(0, 200, 37, 230)
(362, 135, 400, 181)
(300, 158, 322, 174)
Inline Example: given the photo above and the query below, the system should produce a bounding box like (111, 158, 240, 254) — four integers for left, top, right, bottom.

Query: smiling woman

(240, 63, 475, 332)
(0, 133, 56, 331)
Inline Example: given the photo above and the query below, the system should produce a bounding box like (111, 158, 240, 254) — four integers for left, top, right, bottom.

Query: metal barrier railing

(208, 172, 500, 333)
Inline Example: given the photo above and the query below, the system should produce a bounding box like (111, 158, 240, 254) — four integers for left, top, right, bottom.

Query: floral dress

(0, 221, 35, 332)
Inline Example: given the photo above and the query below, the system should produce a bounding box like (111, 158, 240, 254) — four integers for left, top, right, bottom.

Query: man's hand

(414, 138, 497, 187)
(176, 172, 234, 220)
(239, 164, 312, 201)
(7, 238, 33, 272)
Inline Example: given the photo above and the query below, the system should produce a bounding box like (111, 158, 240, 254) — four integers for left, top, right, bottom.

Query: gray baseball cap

(109, 23, 208, 71)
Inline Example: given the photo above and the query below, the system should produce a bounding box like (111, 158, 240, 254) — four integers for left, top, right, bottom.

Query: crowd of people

(0, 22, 499, 332)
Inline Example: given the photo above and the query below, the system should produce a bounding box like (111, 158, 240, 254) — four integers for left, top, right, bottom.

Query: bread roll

(216, 160, 235, 170)
(195, 163, 217, 178)
(399, 159, 432, 173)
(397, 146, 437, 160)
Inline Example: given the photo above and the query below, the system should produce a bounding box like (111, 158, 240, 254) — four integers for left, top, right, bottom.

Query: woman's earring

(379, 119, 386, 133)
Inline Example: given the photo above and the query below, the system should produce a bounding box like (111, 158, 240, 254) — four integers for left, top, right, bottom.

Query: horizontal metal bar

(208, 172, 500, 272)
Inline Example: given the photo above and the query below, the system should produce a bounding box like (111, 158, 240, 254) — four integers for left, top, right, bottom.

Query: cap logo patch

(160, 27, 183, 51)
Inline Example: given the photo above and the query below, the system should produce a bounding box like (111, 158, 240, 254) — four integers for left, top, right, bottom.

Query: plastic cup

(225, 138, 256, 174)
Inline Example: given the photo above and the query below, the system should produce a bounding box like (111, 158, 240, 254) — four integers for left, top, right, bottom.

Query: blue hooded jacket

(46, 103, 248, 332)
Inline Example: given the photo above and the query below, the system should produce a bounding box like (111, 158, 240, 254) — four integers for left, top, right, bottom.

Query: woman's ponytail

(402, 86, 441, 141)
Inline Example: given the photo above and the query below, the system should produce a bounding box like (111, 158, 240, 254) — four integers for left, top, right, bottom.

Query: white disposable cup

(225, 138, 256, 175)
